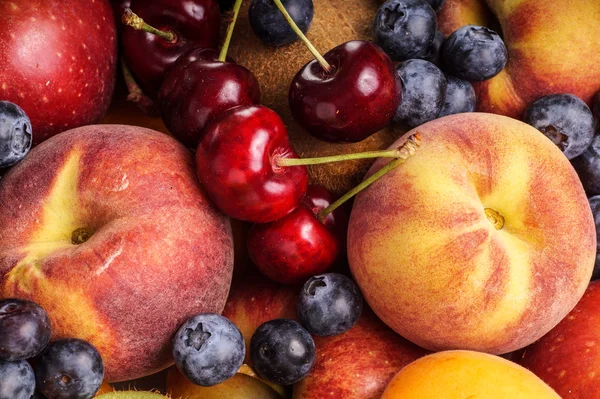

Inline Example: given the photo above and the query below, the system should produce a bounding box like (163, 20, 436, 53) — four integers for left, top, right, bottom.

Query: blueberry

(424, 0, 445, 10)
(0, 101, 32, 168)
(393, 59, 447, 128)
(593, 91, 600, 131)
(33, 339, 104, 399)
(172, 313, 245, 387)
(572, 134, 600, 195)
(297, 273, 363, 336)
(250, 319, 315, 386)
(0, 298, 51, 361)
(589, 195, 600, 280)
(438, 74, 476, 117)
(0, 359, 35, 399)
(441, 25, 507, 81)
(421, 30, 445, 66)
(249, 0, 314, 47)
(524, 94, 594, 160)
(373, 0, 437, 61)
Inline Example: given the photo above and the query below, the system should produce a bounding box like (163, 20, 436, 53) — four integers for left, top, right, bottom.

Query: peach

(348, 113, 595, 354)
(438, 0, 600, 118)
(380, 350, 560, 398)
(0, 125, 234, 382)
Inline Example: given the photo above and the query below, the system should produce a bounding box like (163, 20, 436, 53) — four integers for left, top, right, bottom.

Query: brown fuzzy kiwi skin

(228, 0, 405, 196)
(95, 392, 171, 399)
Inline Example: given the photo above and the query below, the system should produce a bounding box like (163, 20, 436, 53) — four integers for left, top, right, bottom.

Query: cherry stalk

(271, 0, 332, 72)
(273, 0, 399, 143)
(318, 134, 421, 221)
(122, 8, 176, 42)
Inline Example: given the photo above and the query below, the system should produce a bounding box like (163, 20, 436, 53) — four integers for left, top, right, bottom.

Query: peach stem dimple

(71, 227, 94, 245)
(484, 207, 505, 230)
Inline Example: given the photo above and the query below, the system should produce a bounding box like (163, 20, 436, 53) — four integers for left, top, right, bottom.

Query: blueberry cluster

(372, 0, 507, 128)
(172, 272, 363, 388)
(249, 272, 363, 386)
(0, 299, 104, 399)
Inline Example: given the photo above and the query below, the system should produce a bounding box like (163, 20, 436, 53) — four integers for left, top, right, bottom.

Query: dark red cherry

(121, 0, 220, 98)
(158, 48, 261, 148)
(247, 185, 348, 285)
(196, 105, 309, 223)
(111, 0, 131, 33)
(289, 40, 399, 143)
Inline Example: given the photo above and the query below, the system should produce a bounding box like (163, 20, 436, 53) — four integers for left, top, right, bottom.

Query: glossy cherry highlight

(196, 105, 309, 223)
(248, 185, 348, 285)
(121, 0, 221, 97)
(289, 40, 399, 143)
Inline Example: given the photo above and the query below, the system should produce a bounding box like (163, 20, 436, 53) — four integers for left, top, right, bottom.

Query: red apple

(0, 124, 234, 382)
(517, 280, 600, 398)
(0, 0, 118, 145)
(222, 272, 300, 365)
(293, 309, 429, 399)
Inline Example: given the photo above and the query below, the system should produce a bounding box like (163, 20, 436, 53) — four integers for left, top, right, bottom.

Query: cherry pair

(195, 104, 420, 283)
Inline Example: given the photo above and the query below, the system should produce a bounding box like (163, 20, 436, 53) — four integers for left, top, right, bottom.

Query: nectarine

(348, 113, 595, 354)
(0, 125, 234, 382)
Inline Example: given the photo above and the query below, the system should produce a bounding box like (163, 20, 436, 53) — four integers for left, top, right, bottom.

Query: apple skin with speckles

(348, 113, 595, 354)
(0, 0, 117, 145)
(222, 272, 300, 367)
(293, 309, 428, 399)
(0, 125, 234, 382)
(517, 280, 600, 398)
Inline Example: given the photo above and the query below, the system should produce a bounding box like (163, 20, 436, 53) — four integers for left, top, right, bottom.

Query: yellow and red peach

(0, 125, 234, 382)
(438, 0, 600, 118)
(348, 113, 595, 354)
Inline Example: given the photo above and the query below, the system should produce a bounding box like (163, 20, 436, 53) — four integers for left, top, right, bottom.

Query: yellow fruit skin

(381, 350, 561, 399)
(348, 113, 595, 354)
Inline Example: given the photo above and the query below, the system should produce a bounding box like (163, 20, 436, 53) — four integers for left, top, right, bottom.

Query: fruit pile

(0, 0, 599, 398)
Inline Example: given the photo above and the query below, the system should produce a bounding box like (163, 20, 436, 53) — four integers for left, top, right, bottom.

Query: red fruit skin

(121, 0, 220, 98)
(289, 40, 399, 143)
(516, 280, 600, 398)
(196, 105, 309, 223)
(248, 185, 348, 285)
(0, 0, 117, 145)
(158, 48, 261, 148)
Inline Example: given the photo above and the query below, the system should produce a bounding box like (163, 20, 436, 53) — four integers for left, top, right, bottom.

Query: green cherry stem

(317, 134, 421, 221)
(271, 0, 332, 73)
(122, 8, 176, 42)
(276, 148, 407, 167)
(120, 58, 159, 116)
(219, 0, 244, 62)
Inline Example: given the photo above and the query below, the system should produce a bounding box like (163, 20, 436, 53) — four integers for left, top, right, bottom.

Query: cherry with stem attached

(247, 184, 349, 285)
(196, 104, 420, 224)
(271, 0, 400, 143)
(120, 0, 221, 98)
(158, 0, 261, 148)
